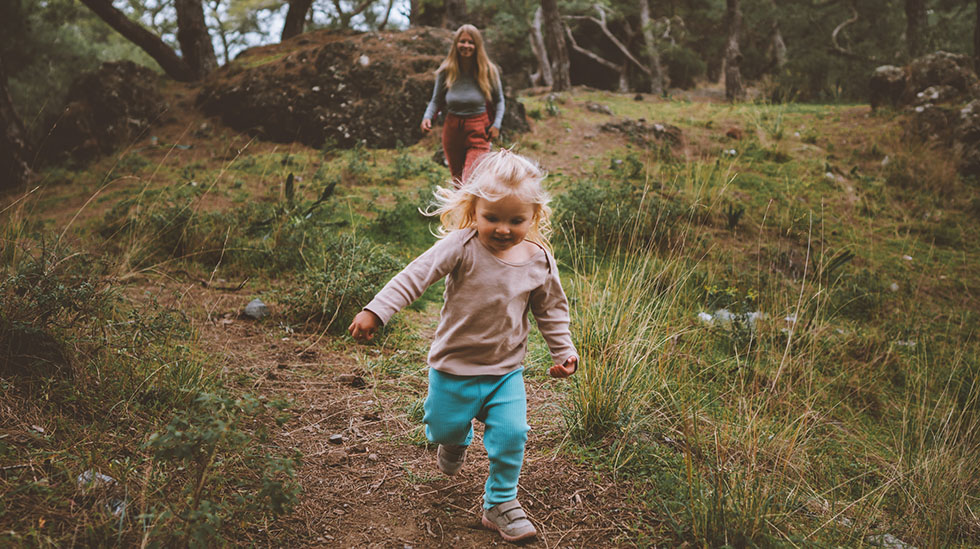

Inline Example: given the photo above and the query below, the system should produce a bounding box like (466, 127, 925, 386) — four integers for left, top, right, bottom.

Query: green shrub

(278, 233, 402, 334)
(0, 241, 113, 379)
(555, 161, 687, 252)
(143, 391, 299, 546)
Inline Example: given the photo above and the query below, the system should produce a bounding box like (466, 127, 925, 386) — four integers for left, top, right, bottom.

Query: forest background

(1, 0, 979, 547)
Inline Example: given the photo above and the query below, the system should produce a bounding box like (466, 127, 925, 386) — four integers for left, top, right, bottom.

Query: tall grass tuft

(563, 244, 676, 440)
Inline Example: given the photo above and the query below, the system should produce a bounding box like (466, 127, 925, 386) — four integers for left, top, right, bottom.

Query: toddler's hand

(348, 310, 381, 341)
(549, 356, 577, 378)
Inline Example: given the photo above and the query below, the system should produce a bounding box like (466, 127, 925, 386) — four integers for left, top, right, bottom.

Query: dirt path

(185, 285, 649, 547)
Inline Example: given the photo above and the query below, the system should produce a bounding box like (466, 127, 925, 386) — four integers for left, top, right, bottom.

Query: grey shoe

(482, 499, 537, 542)
(436, 444, 467, 476)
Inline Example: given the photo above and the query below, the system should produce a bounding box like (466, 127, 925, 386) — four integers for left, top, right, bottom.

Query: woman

(421, 24, 505, 185)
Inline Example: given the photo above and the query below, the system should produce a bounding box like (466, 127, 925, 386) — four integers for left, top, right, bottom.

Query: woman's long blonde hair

(427, 149, 553, 252)
(438, 24, 500, 103)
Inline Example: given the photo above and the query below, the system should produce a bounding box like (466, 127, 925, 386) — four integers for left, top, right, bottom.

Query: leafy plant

(144, 392, 299, 546)
(278, 233, 402, 334)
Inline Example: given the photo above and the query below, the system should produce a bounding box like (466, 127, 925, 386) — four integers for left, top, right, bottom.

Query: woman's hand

(348, 310, 382, 341)
(549, 356, 578, 378)
(420, 119, 432, 133)
(487, 126, 499, 140)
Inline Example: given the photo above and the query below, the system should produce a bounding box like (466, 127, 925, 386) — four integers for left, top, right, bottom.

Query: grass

(3, 87, 980, 546)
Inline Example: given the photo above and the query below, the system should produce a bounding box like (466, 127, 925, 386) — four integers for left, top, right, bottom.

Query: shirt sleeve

(491, 72, 505, 129)
(422, 71, 446, 123)
(364, 230, 463, 325)
(529, 253, 577, 365)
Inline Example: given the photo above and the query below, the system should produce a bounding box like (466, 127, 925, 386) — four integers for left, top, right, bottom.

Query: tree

(766, 0, 787, 72)
(724, 0, 744, 100)
(0, 55, 33, 191)
(282, 0, 314, 39)
(541, 0, 570, 91)
(79, 0, 216, 81)
(639, 0, 666, 94)
(446, 0, 467, 29)
(529, 6, 553, 87)
(176, 0, 218, 78)
(906, 0, 927, 58)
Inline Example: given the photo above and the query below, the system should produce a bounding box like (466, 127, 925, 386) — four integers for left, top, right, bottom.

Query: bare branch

(563, 22, 619, 71)
(829, 2, 875, 61)
(565, 4, 651, 76)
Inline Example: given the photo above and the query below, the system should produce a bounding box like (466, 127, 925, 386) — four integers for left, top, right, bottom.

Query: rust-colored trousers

(442, 112, 491, 185)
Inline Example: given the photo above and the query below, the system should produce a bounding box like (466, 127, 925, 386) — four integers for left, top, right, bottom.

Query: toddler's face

(474, 195, 535, 255)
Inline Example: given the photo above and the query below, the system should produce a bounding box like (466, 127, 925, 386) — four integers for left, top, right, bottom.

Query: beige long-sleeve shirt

(364, 228, 577, 376)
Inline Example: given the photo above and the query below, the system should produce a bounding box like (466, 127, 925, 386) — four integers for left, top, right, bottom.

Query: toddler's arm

(348, 310, 382, 341)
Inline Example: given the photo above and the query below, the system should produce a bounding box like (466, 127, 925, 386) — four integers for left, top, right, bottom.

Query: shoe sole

(437, 462, 462, 475)
(481, 515, 537, 542)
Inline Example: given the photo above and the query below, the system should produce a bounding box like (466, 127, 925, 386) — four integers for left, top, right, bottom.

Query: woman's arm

(490, 71, 505, 130)
(421, 71, 447, 132)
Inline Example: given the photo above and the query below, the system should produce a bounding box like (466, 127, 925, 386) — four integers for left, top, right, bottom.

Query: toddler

(348, 149, 577, 542)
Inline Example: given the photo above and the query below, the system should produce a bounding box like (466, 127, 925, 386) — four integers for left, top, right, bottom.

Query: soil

(176, 282, 651, 547)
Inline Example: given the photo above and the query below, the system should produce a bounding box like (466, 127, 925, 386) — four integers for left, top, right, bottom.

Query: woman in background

(421, 24, 505, 185)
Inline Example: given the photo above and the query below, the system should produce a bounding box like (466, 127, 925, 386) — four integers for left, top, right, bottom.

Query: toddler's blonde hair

(429, 149, 553, 252)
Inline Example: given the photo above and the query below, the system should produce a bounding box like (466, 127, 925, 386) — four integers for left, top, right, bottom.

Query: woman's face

(456, 31, 476, 59)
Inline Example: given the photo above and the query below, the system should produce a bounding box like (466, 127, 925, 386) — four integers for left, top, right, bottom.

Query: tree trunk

(541, 0, 570, 91)
(724, 0, 744, 101)
(529, 7, 553, 87)
(640, 0, 666, 94)
(446, 0, 466, 29)
(78, 0, 195, 81)
(377, 0, 395, 30)
(767, 0, 787, 71)
(175, 0, 217, 79)
(0, 56, 33, 192)
(282, 0, 314, 40)
(906, 0, 927, 59)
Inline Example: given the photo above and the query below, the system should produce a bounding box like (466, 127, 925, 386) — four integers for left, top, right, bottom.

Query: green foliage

(555, 154, 687, 251)
(661, 45, 706, 90)
(2, 0, 158, 137)
(365, 187, 437, 255)
(830, 268, 885, 321)
(278, 233, 402, 334)
(143, 392, 299, 546)
(0, 240, 112, 379)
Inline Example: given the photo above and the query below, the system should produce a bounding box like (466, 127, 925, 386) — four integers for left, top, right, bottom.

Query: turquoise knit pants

(423, 367, 529, 509)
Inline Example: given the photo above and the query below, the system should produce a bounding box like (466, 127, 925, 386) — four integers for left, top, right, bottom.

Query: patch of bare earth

(163, 282, 657, 547)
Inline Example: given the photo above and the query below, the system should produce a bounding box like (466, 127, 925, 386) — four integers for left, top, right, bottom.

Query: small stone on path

(244, 298, 269, 320)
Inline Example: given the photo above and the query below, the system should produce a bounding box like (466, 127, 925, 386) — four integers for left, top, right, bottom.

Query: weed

(723, 202, 745, 231)
(143, 392, 299, 546)
(278, 233, 402, 334)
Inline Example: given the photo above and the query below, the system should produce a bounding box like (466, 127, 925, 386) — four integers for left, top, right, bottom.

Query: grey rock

(244, 298, 269, 320)
(77, 469, 116, 492)
(866, 533, 915, 549)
